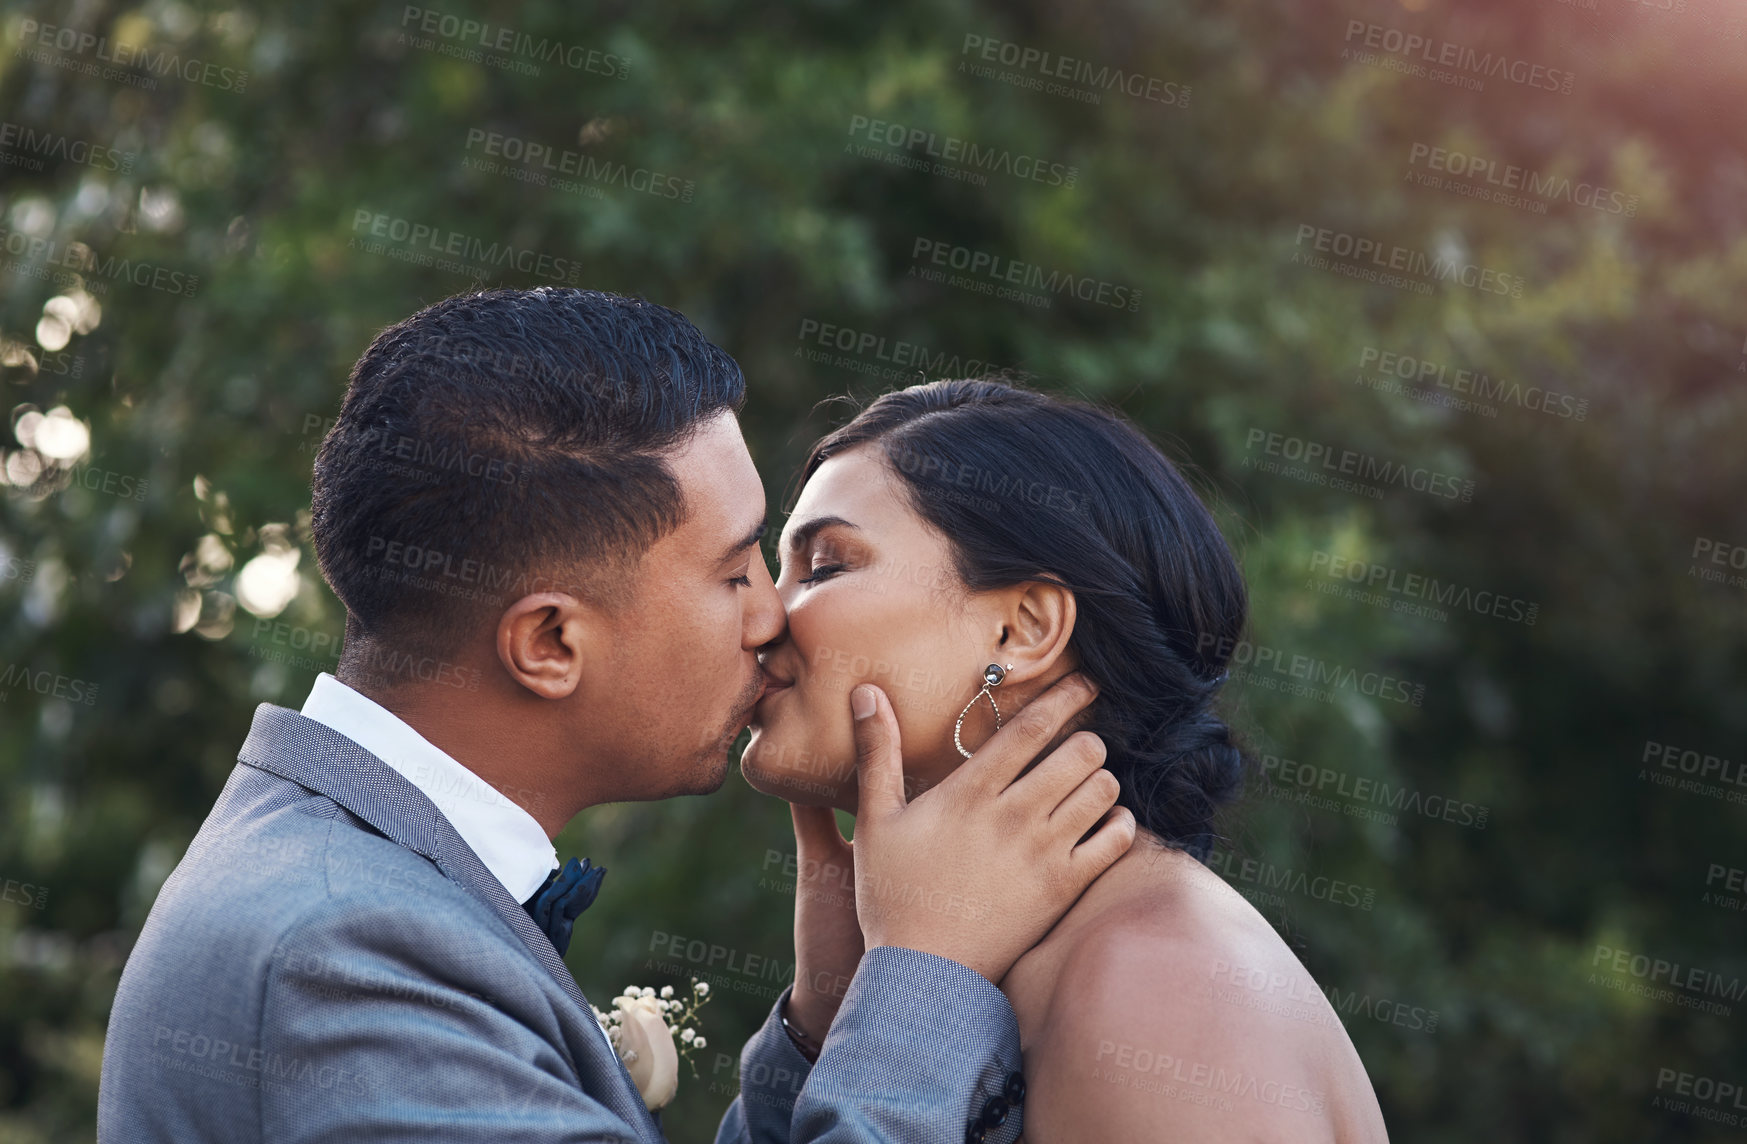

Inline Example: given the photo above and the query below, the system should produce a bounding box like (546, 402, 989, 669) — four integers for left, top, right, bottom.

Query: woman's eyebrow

(783, 515, 858, 552)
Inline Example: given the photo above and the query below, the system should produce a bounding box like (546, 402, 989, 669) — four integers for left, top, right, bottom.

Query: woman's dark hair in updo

(800, 377, 1249, 861)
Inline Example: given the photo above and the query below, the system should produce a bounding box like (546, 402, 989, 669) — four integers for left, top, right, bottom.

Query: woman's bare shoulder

(1005, 849, 1388, 1143)
(1008, 842, 1293, 1027)
(1025, 858, 1307, 1058)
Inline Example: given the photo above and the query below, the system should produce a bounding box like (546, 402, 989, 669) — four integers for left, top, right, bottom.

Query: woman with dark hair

(742, 378, 1389, 1142)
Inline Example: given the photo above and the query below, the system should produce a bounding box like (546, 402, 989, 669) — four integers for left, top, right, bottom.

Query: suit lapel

(237, 702, 661, 1140)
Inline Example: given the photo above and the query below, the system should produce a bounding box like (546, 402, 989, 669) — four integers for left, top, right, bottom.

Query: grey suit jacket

(98, 703, 1026, 1142)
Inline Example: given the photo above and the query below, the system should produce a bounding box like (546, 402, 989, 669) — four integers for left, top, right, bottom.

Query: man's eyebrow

(719, 516, 767, 565)
(783, 515, 858, 552)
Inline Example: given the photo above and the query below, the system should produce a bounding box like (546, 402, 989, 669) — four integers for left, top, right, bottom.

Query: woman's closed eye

(798, 562, 847, 585)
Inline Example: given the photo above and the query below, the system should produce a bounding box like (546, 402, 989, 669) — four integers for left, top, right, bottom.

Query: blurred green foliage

(2, 0, 1745, 1140)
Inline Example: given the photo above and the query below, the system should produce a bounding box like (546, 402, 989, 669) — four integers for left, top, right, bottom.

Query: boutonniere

(592, 979, 712, 1111)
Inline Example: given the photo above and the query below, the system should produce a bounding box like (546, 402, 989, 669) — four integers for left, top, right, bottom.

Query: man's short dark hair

(311, 287, 746, 659)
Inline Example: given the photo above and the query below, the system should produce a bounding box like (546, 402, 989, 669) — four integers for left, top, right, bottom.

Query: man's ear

(992, 579, 1077, 682)
(496, 593, 608, 700)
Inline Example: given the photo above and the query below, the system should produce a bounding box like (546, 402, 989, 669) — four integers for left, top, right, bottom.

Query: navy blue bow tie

(522, 857, 606, 957)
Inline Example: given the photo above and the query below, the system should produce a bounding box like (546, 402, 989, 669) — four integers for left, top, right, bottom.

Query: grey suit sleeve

(713, 982, 815, 1144)
(716, 947, 1024, 1144)
(260, 899, 643, 1144)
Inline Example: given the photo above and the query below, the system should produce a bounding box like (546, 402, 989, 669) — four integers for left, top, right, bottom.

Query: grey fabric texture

(97, 702, 1025, 1143)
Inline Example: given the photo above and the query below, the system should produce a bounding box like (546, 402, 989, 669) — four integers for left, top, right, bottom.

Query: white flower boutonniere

(591, 978, 713, 1111)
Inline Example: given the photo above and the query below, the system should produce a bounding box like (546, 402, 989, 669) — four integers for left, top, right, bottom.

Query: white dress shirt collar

(300, 672, 558, 903)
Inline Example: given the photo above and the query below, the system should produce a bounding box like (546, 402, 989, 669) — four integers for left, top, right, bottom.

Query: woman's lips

(756, 667, 795, 705)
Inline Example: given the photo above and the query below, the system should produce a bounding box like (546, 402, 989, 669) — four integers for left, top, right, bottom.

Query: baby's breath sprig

(667, 977, 713, 1076)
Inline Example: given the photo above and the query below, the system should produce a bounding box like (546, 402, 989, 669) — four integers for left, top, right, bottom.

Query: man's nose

(747, 552, 786, 648)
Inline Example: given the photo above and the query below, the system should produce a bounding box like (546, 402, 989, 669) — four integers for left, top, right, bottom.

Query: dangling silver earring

(954, 663, 1013, 759)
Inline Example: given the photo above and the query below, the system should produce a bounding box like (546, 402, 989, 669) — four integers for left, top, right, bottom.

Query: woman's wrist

(787, 978, 847, 1028)
(780, 994, 825, 1063)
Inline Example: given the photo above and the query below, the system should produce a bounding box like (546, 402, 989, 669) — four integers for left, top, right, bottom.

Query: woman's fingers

(1049, 766, 1123, 839)
(1070, 805, 1138, 882)
(1007, 730, 1109, 815)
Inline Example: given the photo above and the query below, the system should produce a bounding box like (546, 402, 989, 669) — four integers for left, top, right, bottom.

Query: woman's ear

(992, 580, 1077, 683)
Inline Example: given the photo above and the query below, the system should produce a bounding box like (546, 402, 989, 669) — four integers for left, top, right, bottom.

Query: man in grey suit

(97, 287, 1134, 1143)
